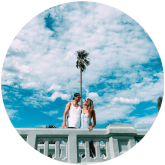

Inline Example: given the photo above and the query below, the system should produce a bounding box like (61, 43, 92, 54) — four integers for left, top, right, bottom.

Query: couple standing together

(62, 93, 96, 130)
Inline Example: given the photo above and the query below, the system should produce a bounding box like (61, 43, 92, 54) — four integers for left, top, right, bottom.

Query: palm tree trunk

(80, 68, 83, 107)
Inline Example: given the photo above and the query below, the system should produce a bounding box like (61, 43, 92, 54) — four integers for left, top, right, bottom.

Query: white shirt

(68, 102, 81, 128)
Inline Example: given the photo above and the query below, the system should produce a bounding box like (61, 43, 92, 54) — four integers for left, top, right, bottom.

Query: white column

(128, 138, 136, 149)
(109, 137, 120, 159)
(65, 142, 68, 158)
(95, 142, 101, 158)
(44, 141, 49, 156)
(106, 141, 111, 160)
(85, 141, 90, 159)
(68, 134, 78, 163)
(55, 141, 60, 160)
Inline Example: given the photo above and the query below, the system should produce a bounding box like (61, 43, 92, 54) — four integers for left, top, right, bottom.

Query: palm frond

(76, 51, 82, 58)
(76, 50, 89, 59)
(81, 64, 86, 72)
(84, 59, 90, 66)
(78, 61, 86, 72)
(76, 60, 79, 68)
(81, 50, 89, 58)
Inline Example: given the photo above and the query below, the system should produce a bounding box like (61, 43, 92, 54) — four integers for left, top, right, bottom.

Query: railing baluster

(95, 142, 101, 159)
(128, 138, 136, 149)
(85, 141, 90, 159)
(55, 141, 60, 160)
(44, 141, 49, 156)
(65, 141, 68, 158)
(105, 141, 111, 160)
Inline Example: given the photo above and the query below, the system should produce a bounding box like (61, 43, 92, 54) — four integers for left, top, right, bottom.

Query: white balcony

(16, 124, 148, 163)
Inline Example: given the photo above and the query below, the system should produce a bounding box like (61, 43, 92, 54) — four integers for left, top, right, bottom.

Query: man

(62, 93, 82, 128)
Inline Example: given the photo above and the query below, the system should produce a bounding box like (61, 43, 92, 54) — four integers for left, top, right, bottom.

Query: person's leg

(90, 141, 96, 158)
(82, 141, 93, 158)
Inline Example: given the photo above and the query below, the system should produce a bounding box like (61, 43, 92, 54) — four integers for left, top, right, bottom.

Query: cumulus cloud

(47, 84, 61, 92)
(112, 97, 140, 105)
(20, 82, 40, 89)
(49, 92, 71, 102)
(86, 91, 101, 103)
(64, 51, 74, 61)
(2, 1, 162, 95)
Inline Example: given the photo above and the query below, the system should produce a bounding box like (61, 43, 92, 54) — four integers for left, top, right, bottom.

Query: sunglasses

(77, 96, 81, 99)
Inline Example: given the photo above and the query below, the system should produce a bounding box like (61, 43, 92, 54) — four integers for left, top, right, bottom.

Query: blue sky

(1, 1, 164, 129)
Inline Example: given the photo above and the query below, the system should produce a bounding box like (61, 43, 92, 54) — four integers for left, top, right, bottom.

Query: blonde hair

(86, 98, 94, 118)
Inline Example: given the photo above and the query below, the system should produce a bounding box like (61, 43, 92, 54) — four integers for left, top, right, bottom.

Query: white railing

(16, 124, 148, 163)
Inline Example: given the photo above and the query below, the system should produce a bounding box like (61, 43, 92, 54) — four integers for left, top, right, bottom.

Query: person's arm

(62, 102, 71, 128)
(90, 111, 96, 128)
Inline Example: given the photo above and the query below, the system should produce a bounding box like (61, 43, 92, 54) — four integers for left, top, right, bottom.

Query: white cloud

(10, 38, 30, 54)
(95, 104, 135, 124)
(1, 79, 13, 85)
(42, 110, 58, 116)
(1, 2, 163, 127)
(2, 1, 161, 96)
(19, 65, 30, 73)
(49, 92, 71, 102)
(20, 82, 40, 89)
(112, 97, 140, 105)
(129, 114, 157, 129)
(86, 91, 101, 103)
(57, 117, 63, 120)
(22, 91, 49, 108)
(64, 51, 74, 61)
(47, 84, 61, 92)
(6, 109, 18, 119)
(145, 106, 156, 110)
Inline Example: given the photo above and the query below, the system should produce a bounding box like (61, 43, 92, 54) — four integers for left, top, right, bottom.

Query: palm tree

(157, 96, 163, 111)
(76, 50, 90, 107)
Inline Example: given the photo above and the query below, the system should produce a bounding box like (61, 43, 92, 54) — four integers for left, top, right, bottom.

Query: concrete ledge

(16, 124, 149, 163)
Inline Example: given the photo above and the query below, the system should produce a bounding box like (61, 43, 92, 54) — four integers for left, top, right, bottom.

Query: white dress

(68, 102, 81, 128)
(81, 112, 92, 128)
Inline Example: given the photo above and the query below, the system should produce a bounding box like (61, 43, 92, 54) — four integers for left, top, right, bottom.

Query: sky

(1, 1, 164, 129)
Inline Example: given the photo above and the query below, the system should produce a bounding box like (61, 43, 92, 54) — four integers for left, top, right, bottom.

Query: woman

(68, 98, 96, 158)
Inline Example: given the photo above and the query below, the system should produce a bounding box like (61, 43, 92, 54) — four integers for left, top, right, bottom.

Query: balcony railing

(16, 124, 148, 163)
